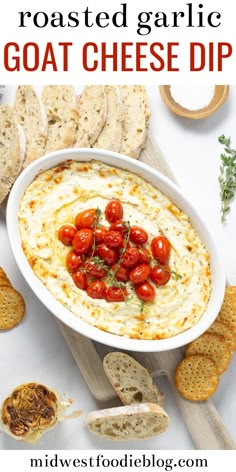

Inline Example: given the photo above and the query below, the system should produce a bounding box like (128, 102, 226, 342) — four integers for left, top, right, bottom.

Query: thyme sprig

(91, 207, 102, 257)
(107, 220, 131, 285)
(139, 247, 182, 280)
(90, 256, 107, 271)
(92, 207, 102, 230)
(218, 135, 236, 223)
(155, 260, 182, 280)
(140, 300, 146, 314)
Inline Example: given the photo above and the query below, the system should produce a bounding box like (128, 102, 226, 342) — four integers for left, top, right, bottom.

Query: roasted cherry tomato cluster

(58, 200, 172, 303)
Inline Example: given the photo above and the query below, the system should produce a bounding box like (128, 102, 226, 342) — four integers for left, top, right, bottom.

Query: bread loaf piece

(74, 86, 107, 147)
(93, 86, 123, 152)
(103, 352, 164, 406)
(139, 84, 151, 125)
(119, 85, 150, 159)
(85, 403, 169, 441)
(13, 85, 47, 167)
(42, 86, 78, 153)
(0, 104, 25, 204)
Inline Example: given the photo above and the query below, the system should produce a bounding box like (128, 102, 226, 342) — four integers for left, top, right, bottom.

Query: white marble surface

(0, 85, 235, 450)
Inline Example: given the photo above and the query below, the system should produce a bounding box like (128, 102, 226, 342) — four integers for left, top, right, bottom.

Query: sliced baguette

(93, 85, 123, 152)
(42, 85, 78, 153)
(13, 85, 48, 168)
(103, 352, 164, 406)
(0, 104, 25, 204)
(139, 84, 151, 125)
(85, 403, 169, 441)
(119, 85, 150, 159)
(74, 86, 107, 147)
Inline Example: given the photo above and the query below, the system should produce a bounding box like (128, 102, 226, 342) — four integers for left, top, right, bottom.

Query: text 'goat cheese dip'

(18, 160, 211, 340)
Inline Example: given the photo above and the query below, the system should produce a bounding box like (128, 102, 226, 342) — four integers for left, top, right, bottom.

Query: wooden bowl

(159, 85, 230, 119)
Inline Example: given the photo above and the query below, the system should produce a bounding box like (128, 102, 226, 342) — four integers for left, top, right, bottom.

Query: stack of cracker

(175, 286, 236, 402)
(0, 268, 25, 330)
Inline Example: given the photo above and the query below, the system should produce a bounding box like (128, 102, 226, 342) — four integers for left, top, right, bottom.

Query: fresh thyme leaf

(155, 261, 182, 280)
(140, 300, 146, 314)
(91, 207, 102, 256)
(107, 220, 131, 286)
(170, 269, 182, 280)
(90, 256, 107, 271)
(139, 248, 182, 280)
(92, 207, 102, 227)
(123, 220, 131, 229)
(218, 135, 236, 223)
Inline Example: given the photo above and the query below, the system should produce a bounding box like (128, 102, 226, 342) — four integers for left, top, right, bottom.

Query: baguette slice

(103, 352, 164, 406)
(0, 104, 25, 204)
(74, 85, 107, 147)
(85, 403, 169, 441)
(119, 85, 150, 159)
(13, 85, 48, 168)
(93, 85, 123, 152)
(42, 85, 78, 153)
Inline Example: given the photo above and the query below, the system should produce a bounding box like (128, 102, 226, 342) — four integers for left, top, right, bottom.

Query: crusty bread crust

(93, 86, 124, 152)
(85, 402, 169, 440)
(74, 86, 107, 147)
(119, 85, 150, 159)
(42, 85, 78, 153)
(14, 85, 47, 168)
(0, 104, 25, 203)
(103, 352, 164, 406)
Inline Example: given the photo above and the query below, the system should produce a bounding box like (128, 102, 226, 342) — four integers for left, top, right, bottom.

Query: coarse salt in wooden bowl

(159, 85, 230, 119)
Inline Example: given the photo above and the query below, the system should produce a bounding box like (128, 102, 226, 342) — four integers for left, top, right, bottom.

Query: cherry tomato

(135, 282, 155, 302)
(105, 200, 123, 223)
(75, 209, 97, 229)
(85, 261, 107, 279)
(72, 270, 88, 290)
(151, 236, 171, 264)
(86, 246, 99, 259)
(121, 247, 140, 268)
(58, 225, 77, 246)
(151, 265, 171, 286)
(129, 264, 151, 284)
(109, 220, 128, 236)
(97, 244, 118, 266)
(86, 280, 107, 299)
(66, 250, 83, 272)
(72, 229, 94, 254)
(130, 226, 148, 245)
(95, 226, 108, 244)
(111, 264, 129, 282)
(104, 231, 124, 249)
(138, 247, 152, 264)
(106, 286, 128, 302)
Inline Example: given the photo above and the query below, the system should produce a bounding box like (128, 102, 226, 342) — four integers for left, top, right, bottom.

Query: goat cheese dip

(18, 160, 211, 339)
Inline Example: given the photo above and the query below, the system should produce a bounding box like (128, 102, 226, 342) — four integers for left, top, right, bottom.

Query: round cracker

(218, 286, 236, 333)
(0, 286, 25, 330)
(186, 333, 231, 374)
(207, 320, 236, 352)
(175, 355, 219, 402)
(0, 268, 12, 288)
